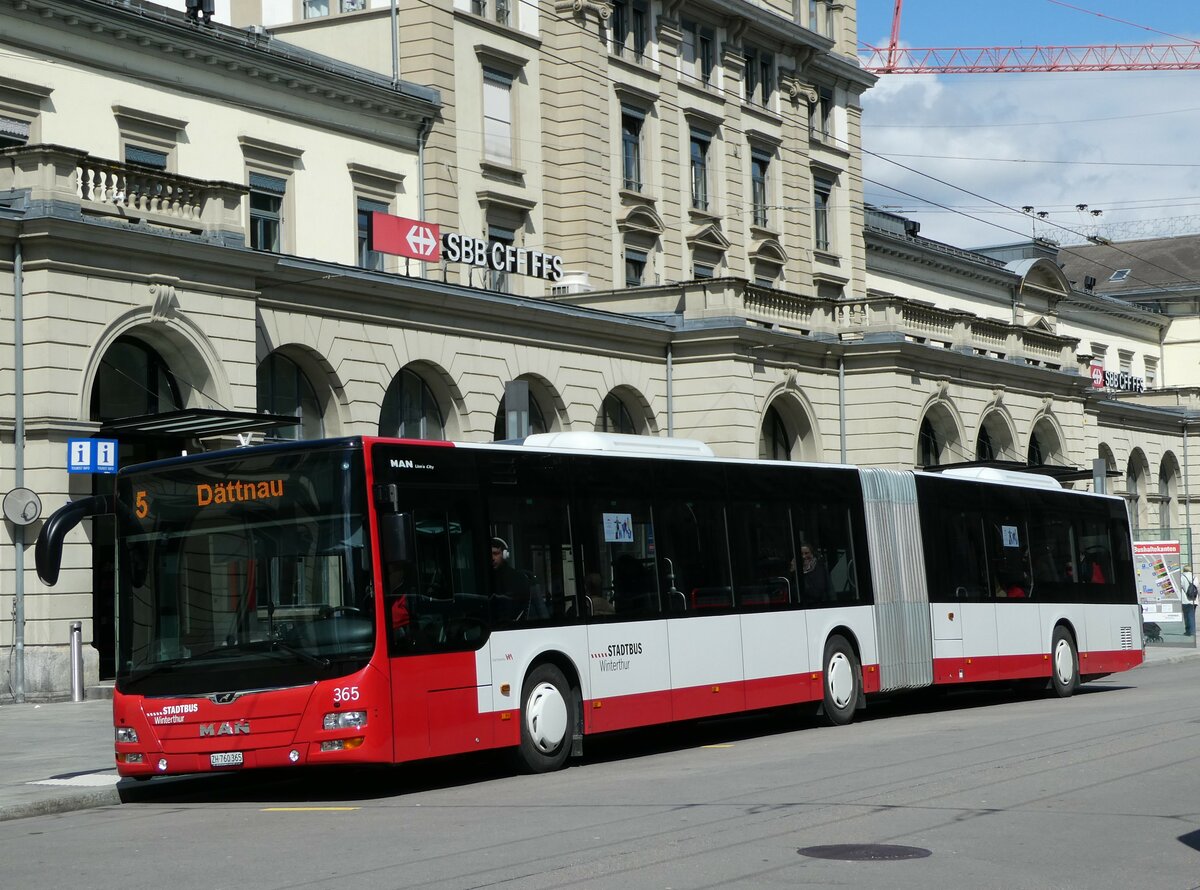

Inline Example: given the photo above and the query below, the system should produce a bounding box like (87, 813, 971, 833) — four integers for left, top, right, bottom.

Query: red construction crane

(861, 0, 1200, 74)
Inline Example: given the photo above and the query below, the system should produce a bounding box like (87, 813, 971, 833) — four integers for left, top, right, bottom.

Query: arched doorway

(917, 403, 961, 469)
(380, 366, 446, 439)
(759, 395, 817, 461)
(90, 334, 186, 679)
(597, 389, 647, 435)
(493, 388, 550, 440)
(257, 351, 325, 441)
(975, 411, 1015, 462)
(1028, 416, 1065, 468)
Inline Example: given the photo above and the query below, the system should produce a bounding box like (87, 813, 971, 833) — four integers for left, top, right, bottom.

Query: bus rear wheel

(516, 663, 573, 773)
(1050, 626, 1079, 698)
(821, 635, 861, 726)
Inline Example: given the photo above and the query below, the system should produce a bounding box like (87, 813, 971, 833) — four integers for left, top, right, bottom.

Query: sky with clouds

(856, 0, 1200, 249)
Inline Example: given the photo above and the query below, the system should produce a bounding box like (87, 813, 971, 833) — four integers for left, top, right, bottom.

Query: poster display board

(1134, 540, 1183, 624)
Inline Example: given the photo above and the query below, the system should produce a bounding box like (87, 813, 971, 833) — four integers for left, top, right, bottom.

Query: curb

(0, 786, 123, 823)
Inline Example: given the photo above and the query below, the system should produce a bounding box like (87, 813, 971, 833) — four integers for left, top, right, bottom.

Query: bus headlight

(323, 711, 367, 731)
(115, 727, 138, 744)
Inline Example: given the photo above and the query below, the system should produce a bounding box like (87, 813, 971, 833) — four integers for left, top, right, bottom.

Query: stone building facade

(2, 0, 1198, 699)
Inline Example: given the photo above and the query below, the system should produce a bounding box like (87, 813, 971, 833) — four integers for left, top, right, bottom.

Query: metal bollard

(69, 621, 84, 702)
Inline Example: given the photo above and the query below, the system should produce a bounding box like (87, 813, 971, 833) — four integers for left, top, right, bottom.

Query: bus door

(380, 493, 493, 762)
(655, 492, 746, 721)
(576, 483, 672, 733)
(727, 494, 809, 710)
(927, 506, 986, 681)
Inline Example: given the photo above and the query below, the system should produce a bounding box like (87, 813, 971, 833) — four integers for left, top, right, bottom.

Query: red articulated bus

(35, 433, 1143, 778)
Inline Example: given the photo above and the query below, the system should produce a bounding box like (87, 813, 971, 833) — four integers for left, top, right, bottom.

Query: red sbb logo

(371, 213, 441, 262)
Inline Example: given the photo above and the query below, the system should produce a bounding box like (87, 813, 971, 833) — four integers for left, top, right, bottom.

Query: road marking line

(702, 744, 734, 749)
(260, 806, 361, 812)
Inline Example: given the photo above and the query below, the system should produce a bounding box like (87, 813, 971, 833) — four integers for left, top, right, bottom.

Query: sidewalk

(1, 645, 1198, 823)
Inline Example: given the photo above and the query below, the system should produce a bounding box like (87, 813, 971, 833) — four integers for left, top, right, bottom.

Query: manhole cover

(798, 844, 932, 861)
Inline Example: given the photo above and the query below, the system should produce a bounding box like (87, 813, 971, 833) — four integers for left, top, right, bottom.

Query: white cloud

(861, 69, 1200, 249)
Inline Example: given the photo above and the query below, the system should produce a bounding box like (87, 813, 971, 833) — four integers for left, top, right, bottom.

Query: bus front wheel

(1050, 626, 1079, 698)
(516, 663, 573, 773)
(821, 635, 861, 726)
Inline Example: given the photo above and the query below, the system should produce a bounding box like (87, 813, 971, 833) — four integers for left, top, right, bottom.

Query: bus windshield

(114, 444, 372, 696)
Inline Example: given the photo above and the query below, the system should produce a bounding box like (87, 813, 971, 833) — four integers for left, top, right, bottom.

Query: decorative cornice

(779, 70, 817, 106)
(3, 0, 440, 125)
(750, 236, 787, 265)
(112, 104, 188, 133)
(618, 201, 665, 236)
(686, 221, 730, 252)
(553, 0, 611, 23)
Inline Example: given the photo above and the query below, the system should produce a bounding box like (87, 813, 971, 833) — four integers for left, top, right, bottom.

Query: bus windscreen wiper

(126, 639, 329, 687)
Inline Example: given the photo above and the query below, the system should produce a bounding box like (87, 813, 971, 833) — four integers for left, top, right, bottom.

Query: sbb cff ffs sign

(371, 213, 564, 282)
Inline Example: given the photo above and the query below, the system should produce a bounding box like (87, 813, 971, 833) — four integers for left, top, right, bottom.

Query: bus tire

(1050, 626, 1079, 698)
(821, 635, 861, 726)
(516, 663, 573, 773)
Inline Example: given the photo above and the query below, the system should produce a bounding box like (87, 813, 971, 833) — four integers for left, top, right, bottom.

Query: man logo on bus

(199, 720, 250, 737)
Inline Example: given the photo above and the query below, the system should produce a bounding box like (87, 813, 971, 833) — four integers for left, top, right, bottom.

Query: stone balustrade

(0, 143, 248, 245)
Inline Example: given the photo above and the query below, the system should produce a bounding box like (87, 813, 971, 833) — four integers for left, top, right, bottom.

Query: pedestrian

(1181, 564, 1198, 636)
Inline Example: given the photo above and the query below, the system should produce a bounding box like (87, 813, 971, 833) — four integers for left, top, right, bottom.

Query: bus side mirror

(380, 512, 413, 565)
(35, 495, 112, 586)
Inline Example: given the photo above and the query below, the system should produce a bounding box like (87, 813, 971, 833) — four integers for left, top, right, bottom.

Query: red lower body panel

(932, 648, 1143, 685)
(582, 666, 876, 734)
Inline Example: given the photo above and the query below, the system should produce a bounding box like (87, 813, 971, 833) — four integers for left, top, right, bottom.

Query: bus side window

(986, 512, 1031, 599)
(487, 494, 574, 624)
(727, 500, 796, 609)
(946, 511, 989, 600)
(795, 503, 858, 605)
(576, 497, 659, 619)
(652, 499, 731, 613)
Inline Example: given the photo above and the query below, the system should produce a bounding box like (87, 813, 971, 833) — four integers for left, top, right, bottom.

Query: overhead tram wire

(850, 133, 1200, 295)
(332, 0, 1200, 300)
(413, 0, 1200, 300)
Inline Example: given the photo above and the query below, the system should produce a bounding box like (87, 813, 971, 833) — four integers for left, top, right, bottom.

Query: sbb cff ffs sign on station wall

(370, 213, 564, 282)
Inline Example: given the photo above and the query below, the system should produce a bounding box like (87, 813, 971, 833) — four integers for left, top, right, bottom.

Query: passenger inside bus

(386, 559, 415, 646)
(584, 572, 615, 616)
(489, 537, 546, 621)
(1078, 548, 1108, 584)
(998, 571, 1028, 598)
(799, 543, 831, 602)
(612, 553, 659, 616)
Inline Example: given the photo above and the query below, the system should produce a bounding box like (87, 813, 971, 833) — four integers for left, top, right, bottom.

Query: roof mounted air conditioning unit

(549, 271, 591, 296)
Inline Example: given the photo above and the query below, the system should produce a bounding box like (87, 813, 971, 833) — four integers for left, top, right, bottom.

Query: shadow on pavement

(114, 679, 1134, 807)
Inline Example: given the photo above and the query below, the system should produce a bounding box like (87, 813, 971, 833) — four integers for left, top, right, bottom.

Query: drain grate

(798, 844, 931, 861)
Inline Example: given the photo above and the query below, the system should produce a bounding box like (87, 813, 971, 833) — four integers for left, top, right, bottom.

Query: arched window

(1028, 432, 1045, 466)
(380, 368, 445, 440)
(257, 352, 323, 441)
(762, 404, 793, 461)
(975, 425, 994, 461)
(90, 335, 182, 421)
(1125, 454, 1148, 534)
(599, 392, 638, 434)
(918, 417, 939, 467)
(493, 393, 548, 440)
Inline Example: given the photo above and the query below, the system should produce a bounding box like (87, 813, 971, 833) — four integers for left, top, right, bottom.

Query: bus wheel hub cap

(526, 682, 568, 753)
(828, 653, 853, 708)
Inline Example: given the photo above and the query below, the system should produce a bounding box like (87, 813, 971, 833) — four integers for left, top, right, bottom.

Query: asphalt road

(3, 661, 1199, 890)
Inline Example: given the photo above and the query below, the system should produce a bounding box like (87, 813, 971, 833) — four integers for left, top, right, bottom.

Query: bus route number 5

(136, 490, 149, 519)
(334, 686, 360, 704)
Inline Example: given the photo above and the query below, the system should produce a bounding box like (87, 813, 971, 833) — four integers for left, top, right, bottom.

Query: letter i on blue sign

(95, 440, 117, 472)
(70, 440, 91, 471)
